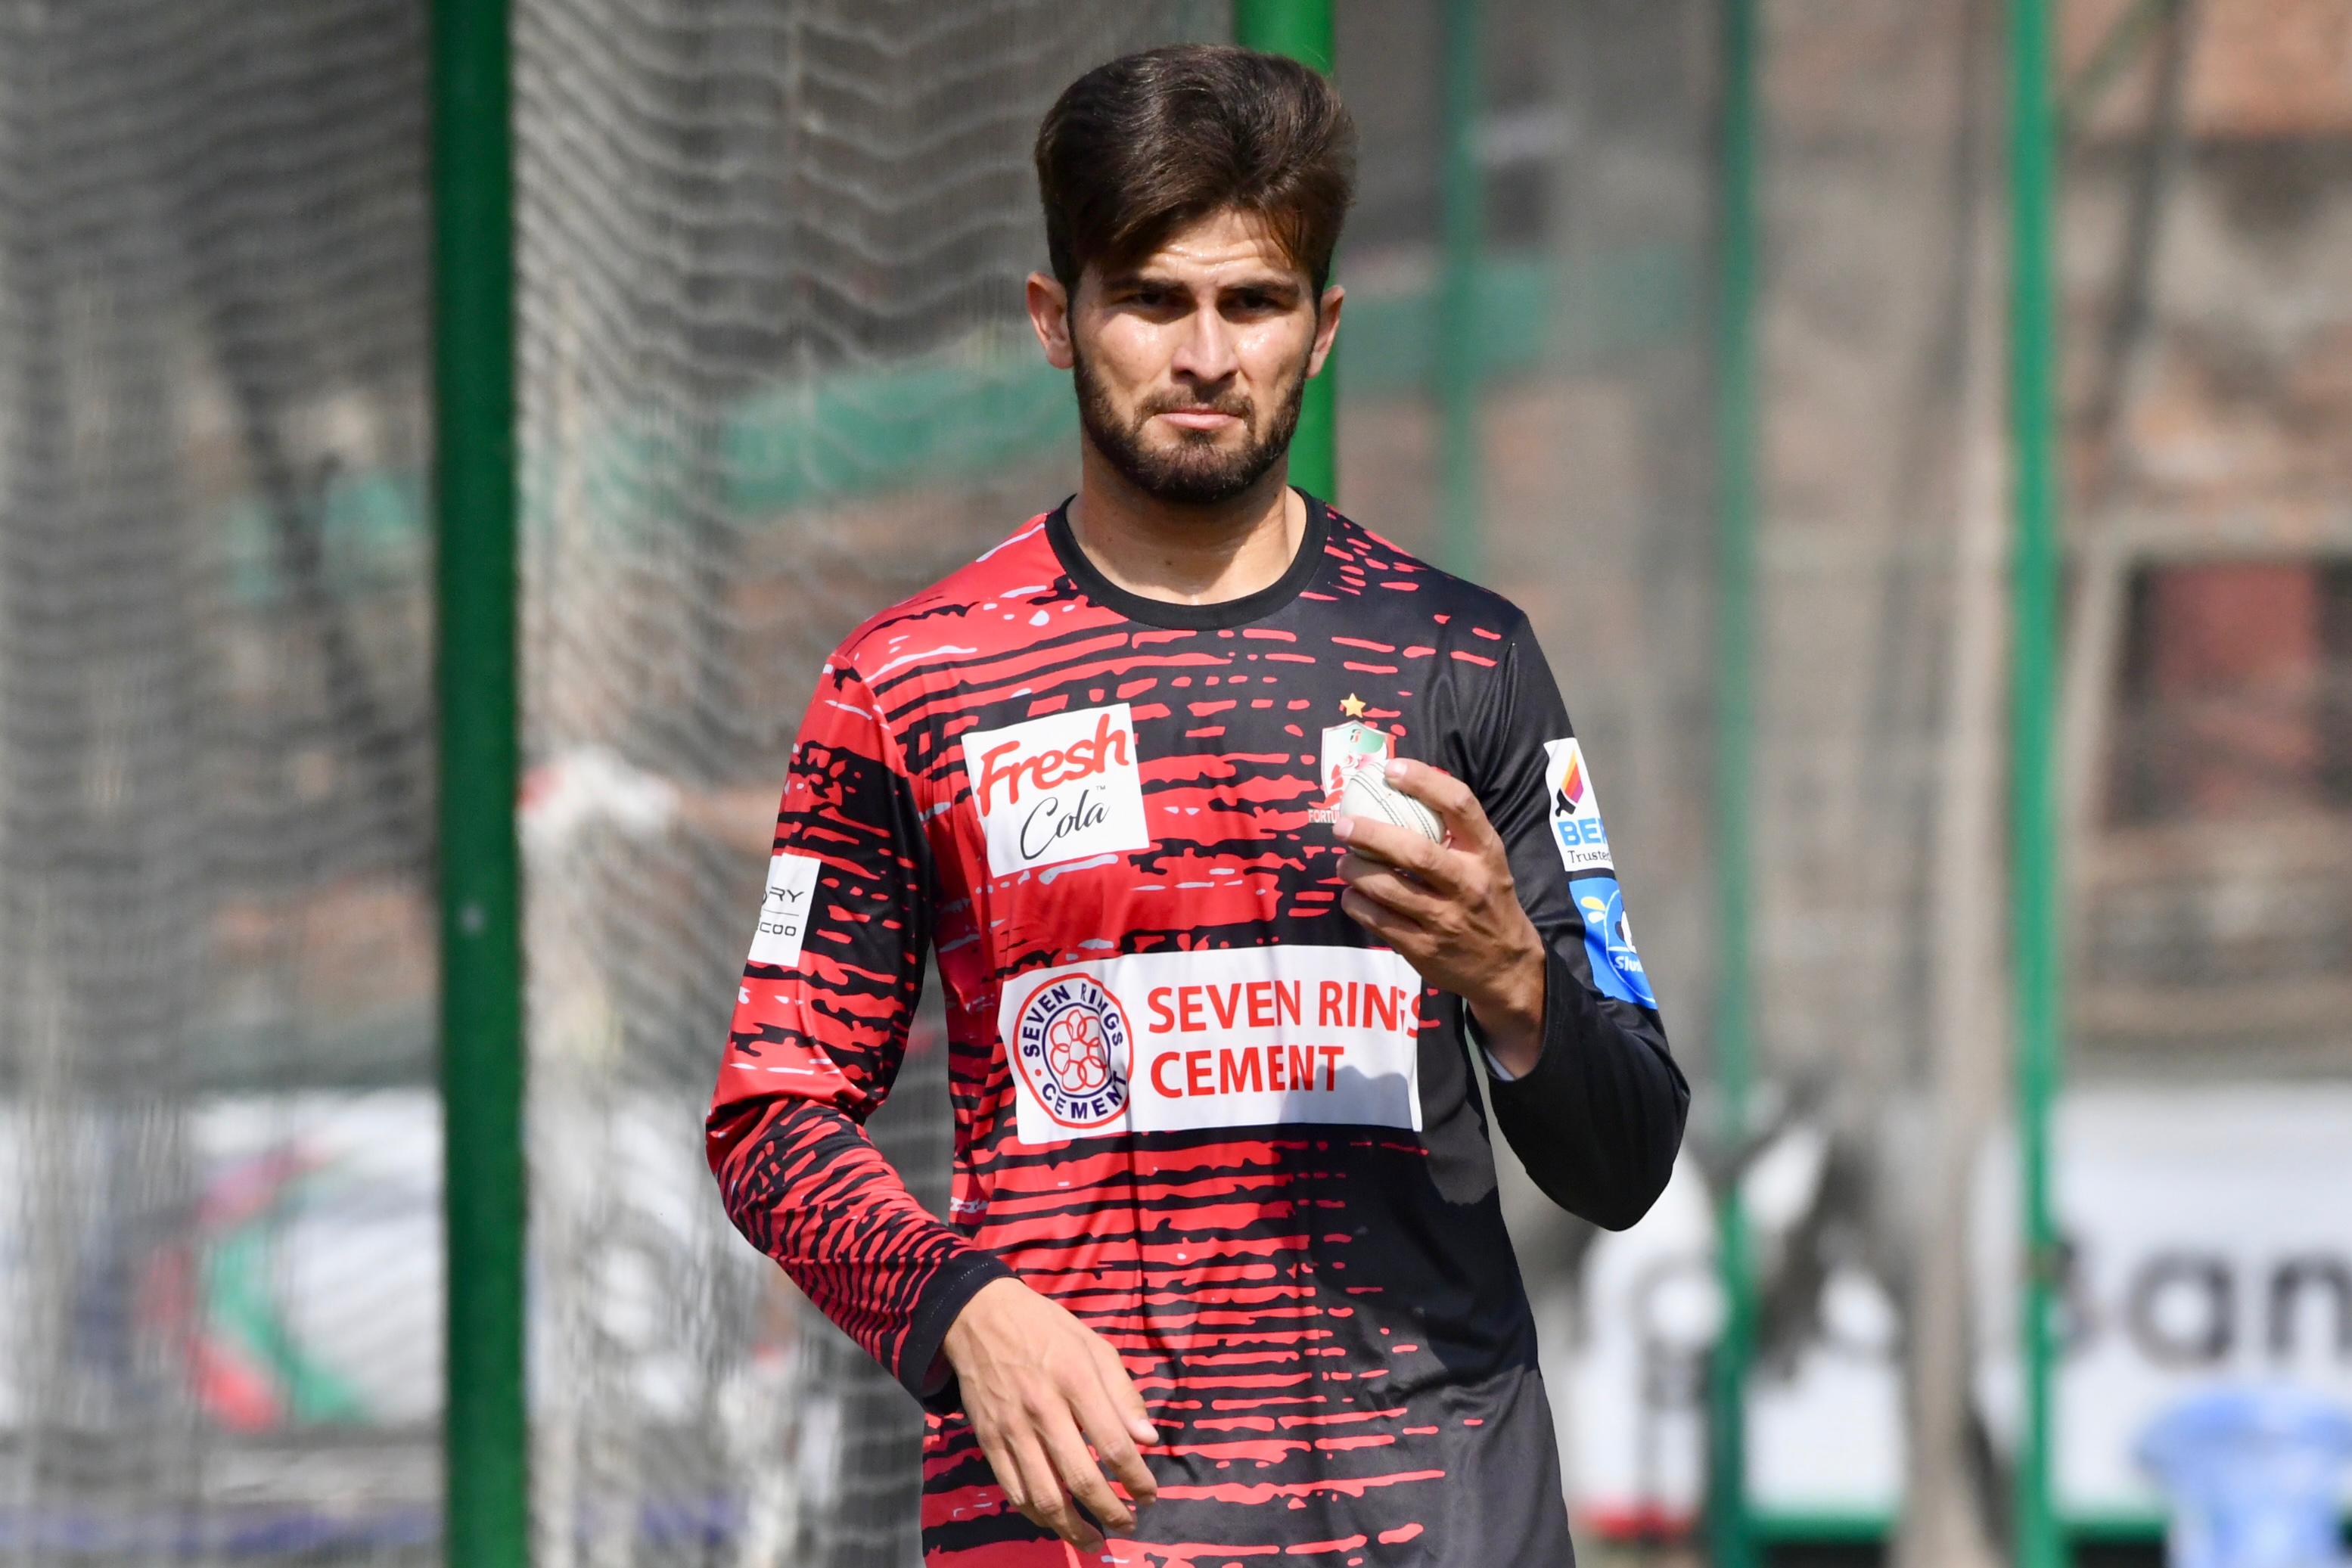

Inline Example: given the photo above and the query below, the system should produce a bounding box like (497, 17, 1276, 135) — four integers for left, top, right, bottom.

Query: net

(0, 0, 436, 1560)
(511, 5, 1218, 1564)
(7, 2, 2347, 1562)
(1335, 0, 2001, 1545)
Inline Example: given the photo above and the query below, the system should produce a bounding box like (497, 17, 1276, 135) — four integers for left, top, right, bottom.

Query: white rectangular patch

(996, 945, 1427, 1146)
(959, 703, 1150, 877)
(747, 852, 822, 967)
(1543, 737, 1615, 874)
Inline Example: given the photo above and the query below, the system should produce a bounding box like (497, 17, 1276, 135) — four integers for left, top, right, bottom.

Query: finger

(1008, 1427, 1096, 1549)
(1101, 1344, 1176, 1457)
(1037, 1407, 1121, 1545)
(1332, 811, 1453, 886)
(1073, 1372, 1157, 1511)
(1335, 852, 1444, 920)
(1384, 758, 1499, 853)
(1341, 886, 1431, 958)
(1086, 1340, 1163, 1494)
(975, 1430, 1027, 1514)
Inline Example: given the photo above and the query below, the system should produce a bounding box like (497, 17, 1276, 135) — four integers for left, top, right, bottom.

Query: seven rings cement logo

(1011, 974, 1132, 1130)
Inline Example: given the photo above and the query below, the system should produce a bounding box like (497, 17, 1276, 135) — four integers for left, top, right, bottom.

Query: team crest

(1313, 697, 1393, 822)
(1010, 975, 1132, 1131)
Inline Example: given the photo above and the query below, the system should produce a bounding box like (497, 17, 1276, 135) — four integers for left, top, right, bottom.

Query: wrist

(1467, 945, 1546, 1077)
(942, 1275, 1022, 1370)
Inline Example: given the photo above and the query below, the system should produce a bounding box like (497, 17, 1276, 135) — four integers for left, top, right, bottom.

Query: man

(708, 44, 1687, 1563)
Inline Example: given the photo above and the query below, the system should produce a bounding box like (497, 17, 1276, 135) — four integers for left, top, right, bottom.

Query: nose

(1169, 302, 1239, 386)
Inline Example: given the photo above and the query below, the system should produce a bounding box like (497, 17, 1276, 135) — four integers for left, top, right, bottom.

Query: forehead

(1119, 207, 1305, 284)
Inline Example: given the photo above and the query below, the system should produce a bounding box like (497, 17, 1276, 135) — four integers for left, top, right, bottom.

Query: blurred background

(2, 1, 2348, 1565)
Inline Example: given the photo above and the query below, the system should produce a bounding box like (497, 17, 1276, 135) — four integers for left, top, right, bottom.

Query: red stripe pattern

(709, 499, 1686, 1561)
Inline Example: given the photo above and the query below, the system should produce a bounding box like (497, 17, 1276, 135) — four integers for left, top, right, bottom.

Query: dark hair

(1033, 44, 1356, 298)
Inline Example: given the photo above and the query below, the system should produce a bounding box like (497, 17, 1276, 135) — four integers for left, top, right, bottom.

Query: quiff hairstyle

(1033, 44, 1357, 300)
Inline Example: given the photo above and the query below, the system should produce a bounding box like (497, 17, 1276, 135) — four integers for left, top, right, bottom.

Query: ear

(1026, 271, 1074, 371)
(1306, 284, 1345, 379)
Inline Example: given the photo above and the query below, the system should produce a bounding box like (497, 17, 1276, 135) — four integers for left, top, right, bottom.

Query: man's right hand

(941, 1276, 1160, 1551)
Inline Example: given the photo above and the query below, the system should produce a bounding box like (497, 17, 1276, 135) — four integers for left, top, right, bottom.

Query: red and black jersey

(707, 494, 1688, 1564)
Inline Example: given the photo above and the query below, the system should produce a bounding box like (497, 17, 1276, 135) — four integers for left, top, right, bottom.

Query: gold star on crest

(1340, 693, 1366, 718)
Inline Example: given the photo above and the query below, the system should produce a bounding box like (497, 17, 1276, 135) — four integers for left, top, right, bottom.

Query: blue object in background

(2138, 1386, 2352, 1568)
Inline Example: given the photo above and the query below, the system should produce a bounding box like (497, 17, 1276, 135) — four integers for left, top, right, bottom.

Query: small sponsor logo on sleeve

(1570, 875, 1655, 1008)
(1543, 737, 1614, 874)
(747, 852, 822, 967)
(959, 703, 1151, 877)
(997, 945, 1427, 1146)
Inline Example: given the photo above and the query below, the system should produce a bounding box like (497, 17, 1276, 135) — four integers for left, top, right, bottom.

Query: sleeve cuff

(896, 1247, 1018, 1411)
(1478, 944, 1579, 1098)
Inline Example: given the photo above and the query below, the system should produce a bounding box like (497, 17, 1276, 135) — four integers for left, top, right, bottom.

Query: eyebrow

(1102, 269, 1303, 299)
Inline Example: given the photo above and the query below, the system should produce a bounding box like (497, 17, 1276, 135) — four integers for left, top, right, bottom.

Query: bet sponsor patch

(959, 703, 1151, 877)
(1570, 874, 1655, 1008)
(1542, 737, 1614, 874)
(747, 851, 822, 967)
(997, 945, 1428, 1145)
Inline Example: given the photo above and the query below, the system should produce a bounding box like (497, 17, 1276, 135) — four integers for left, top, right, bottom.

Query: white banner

(998, 944, 1427, 1145)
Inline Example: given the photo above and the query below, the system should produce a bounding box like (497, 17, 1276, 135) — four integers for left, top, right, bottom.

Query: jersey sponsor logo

(1009, 974, 1133, 1131)
(959, 703, 1151, 877)
(1571, 875, 1655, 1008)
(1311, 703, 1394, 823)
(747, 852, 822, 967)
(1543, 737, 1614, 873)
(997, 945, 1426, 1145)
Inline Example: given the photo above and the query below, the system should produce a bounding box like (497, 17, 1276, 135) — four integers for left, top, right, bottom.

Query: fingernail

(1384, 759, 1406, 780)
(1331, 815, 1353, 840)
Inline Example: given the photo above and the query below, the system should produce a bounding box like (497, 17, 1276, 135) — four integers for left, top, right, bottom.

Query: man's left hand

(1333, 758, 1547, 1077)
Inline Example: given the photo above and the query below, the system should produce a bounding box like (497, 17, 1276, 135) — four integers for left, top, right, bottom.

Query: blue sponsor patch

(1569, 876, 1656, 1008)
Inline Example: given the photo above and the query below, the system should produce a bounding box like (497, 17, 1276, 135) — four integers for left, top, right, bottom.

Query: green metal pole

(1235, 0, 1338, 504)
(1707, 1, 1760, 1565)
(2009, 0, 2065, 1562)
(432, 0, 528, 1564)
(1435, 0, 1484, 577)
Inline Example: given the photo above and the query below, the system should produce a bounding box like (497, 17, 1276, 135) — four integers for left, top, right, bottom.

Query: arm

(706, 657, 1011, 1397)
(708, 657, 1158, 1550)
(1335, 619, 1687, 1230)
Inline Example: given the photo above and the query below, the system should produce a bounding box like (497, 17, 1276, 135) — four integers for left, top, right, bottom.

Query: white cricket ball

(1334, 765, 1445, 851)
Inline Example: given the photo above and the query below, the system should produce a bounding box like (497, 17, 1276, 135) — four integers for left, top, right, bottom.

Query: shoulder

(1318, 507, 1531, 663)
(827, 511, 1065, 689)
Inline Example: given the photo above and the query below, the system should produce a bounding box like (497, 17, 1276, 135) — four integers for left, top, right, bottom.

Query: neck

(1066, 442, 1305, 606)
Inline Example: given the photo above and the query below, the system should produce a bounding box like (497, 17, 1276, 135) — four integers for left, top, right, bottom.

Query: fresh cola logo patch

(959, 703, 1151, 877)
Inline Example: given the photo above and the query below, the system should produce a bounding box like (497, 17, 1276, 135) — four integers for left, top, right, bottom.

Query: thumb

(1094, 1341, 1158, 1445)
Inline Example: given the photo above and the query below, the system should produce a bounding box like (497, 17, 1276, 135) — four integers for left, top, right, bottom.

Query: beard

(1072, 340, 1310, 507)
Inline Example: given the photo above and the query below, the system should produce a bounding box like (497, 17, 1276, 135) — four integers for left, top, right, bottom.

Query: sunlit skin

(947, 207, 1546, 1557)
(1023, 206, 1339, 605)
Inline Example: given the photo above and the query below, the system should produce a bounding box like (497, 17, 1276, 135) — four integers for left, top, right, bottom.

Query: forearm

(716, 1099, 1011, 1399)
(1484, 942, 1688, 1229)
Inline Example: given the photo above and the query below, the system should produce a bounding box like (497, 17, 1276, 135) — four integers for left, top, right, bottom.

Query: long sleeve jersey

(707, 494, 1688, 1565)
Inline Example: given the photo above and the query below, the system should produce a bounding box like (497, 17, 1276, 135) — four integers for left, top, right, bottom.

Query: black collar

(1044, 489, 1331, 632)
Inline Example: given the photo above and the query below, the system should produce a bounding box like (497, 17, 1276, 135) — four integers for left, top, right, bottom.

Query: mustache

(1136, 390, 1253, 421)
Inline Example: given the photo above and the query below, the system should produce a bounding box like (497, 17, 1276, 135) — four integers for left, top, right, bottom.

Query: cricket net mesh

(512, 5, 1219, 1565)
